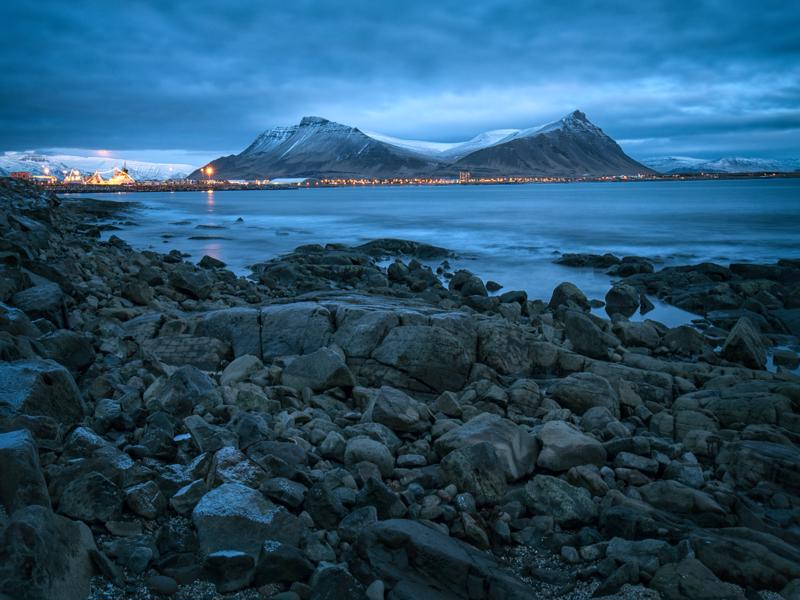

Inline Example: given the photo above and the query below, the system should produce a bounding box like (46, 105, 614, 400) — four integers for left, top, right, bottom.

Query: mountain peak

(568, 109, 587, 121)
(299, 116, 331, 126)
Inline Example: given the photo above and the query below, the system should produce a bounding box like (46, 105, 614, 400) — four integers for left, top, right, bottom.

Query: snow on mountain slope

(0, 152, 194, 180)
(362, 132, 460, 156)
(642, 156, 800, 174)
(365, 128, 520, 160)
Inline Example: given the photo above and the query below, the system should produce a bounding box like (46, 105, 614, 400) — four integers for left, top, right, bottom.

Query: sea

(81, 178, 800, 328)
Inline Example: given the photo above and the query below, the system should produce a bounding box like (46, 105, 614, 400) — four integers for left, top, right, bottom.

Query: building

(84, 171, 105, 184)
(31, 174, 57, 184)
(458, 171, 472, 183)
(62, 169, 83, 184)
(10, 171, 31, 179)
(105, 166, 135, 185)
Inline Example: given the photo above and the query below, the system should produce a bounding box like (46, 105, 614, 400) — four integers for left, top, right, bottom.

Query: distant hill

(189, 111, 655, 180)
(0, 152, 193, 180)
(642, 155, 800, 174)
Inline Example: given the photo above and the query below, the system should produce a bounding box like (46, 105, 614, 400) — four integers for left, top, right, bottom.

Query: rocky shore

(1, 177, 799, 600)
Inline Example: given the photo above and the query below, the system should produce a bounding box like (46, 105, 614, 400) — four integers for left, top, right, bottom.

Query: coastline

(1, 178, 799, 599)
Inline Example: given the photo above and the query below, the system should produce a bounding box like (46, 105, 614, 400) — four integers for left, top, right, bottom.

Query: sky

(1, 0, 799, 166)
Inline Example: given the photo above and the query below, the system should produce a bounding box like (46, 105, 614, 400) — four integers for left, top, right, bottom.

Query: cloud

(1, 0, 798, 158)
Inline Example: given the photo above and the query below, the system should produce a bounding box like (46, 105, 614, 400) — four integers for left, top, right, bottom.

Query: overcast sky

(2, 0, 798, 165)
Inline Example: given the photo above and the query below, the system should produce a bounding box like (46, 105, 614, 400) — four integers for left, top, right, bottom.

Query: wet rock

(564, 310, 618, 359)
(169, 263, 213, 299)
(524, 475, 598, 527)
(0, 505, 96, 600)
(551, 372, 620, 417)
(371, 325, 472, 393)
(0, 358, 84, 424)
(434, 413, 537, 481)
(605, 283, 640, 317)
(536, 420, 606, 472)
(549, 281, 590, 311)
(438, 441, 508, 505)
(720, 317, 767, 369)
(282, 347, 355, 392)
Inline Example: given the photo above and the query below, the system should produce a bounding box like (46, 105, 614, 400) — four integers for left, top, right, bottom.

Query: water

(81, 178, 800, 327)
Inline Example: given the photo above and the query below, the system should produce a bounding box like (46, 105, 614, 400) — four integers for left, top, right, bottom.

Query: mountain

(191, 111, 654, 180)
(190, 117, 445, 180)
(444, 111, 654, 177)
(642, 155, 800, 174)
(0, 152, 193, 180)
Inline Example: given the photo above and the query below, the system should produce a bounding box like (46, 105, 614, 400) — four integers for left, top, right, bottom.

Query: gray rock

(170, 479, 207, 515)
(183, 415, 238, 453)
(438, 441, 508, 505)
(282, 347, 355, 391)
(125, 480, 167, 520)
(650, 557, 745, 600)
(551, 372, 620, 417)
(261, 302, 333, 360)
(192, 483, 305, 558)
(371, 325, 472, 393)
(203, 549, 255, 592)
(253, 541, 313, 586)
(605, 284, 640, 317)
(261, 477, 307, 509)
(142, 335, 231, 371)
(355, 519, 534, 598)
(219, 354, 263, 386)
(0, 358, 84, 424)
(345, 437, 395, 477)
(333, 308, 399, 358)
(195, 307, 261, 358)
(0, 505, 96, 600)
(367, 385, 428, 433)
(0, 428, 51, 513)
(144, 365, 217, 418)
(536, 420, 606, 472)
(524, 475, 598, 527)
(564, 310, 618, 359)
(58, 471, 123, 523)
(36, 329, 95, 373)
(720, 317, 767, 369)
(169, 263, 212, 299)
(549, 282, 590, 311)
(434, 413, 537, 481)
(11, 282, 65, 324)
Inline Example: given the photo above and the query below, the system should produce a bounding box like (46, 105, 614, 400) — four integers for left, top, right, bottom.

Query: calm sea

(82, 178, 800, 327)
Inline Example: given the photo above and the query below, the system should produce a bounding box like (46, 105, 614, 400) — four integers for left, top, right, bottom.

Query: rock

(339, 506, 378, 542)
(368, 385, 428, 433)
(345, 437, 395, 477)
(36, 329, 95, 373)
(716, 440, 800, 494)
(664, 326, 711, 357)
(773, 348, 800, 370)
(720, 317, 767, 369)
(536, 420, 606, 472)
(282, 347, 355, 391)
(650, 558, 745, 600)
(564, 310, 618, 359)
(261, 302, 333, 360)
(355, 519, 534, 598)
(549, 282, 590, 311)
(146, 574, 179, 596)
(184, 415, 238, 453)
(142, 335, 231, 371)
(199, 255, 226, 269)
(0, 358, 84, 424)
(169, 263, 212, 299)
(371, 325, 472, 393)
(434, 413, 538, 481)
(11, 282, 65, 324)
(192, 483, 305, 558)
(333, 308, 399, 358)
(203, 550, 255, 592)
(253, 541, 313, 586)
(0, 505, 96, 600)
(438, 441, 508, 505)
(524, 475, 598, 527)
(0, 428, 51, 513)
(125, 480, 167, 519)
(550, 372, 620, 417)
(613, 320, 661, 349)
(220, 354, 263, 386)
(170, 479, 207, 515)
(261, 477, 307, 509)
(309, 564, 366, 600)
(144, 365, 217, 418)
(58, 471, 123, 523)
(195, 307, 261, 358)
(605, 284, 640, 317)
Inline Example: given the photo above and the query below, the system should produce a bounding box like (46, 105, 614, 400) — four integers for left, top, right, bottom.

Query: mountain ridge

(189, 111, 655, 180)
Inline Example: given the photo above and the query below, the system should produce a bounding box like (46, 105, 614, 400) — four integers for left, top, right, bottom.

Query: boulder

(0, 428, 51, 513)
(169, 263, 212, 299)
(143, 365, 217, 418)
(281, 347, 355, 392)
(219, 354, 263, 386)
(0, 505, 96, 600)
(261, 302, 333, 360)
(195, 307, 261, 358)
(550, 372, 620, 417)
(355, 519, 534, 598)
(142, 335, 231, 371)
(333, 308, 399, 358)
(720, 317, 767, 369)
(524, 475, 598, 527)
(11, 282, 66, 324)
(57, 471, 123, 523)
(438, 441, 508, 505)
(0, 359, 84, 424)
(36, 329, 95, 373)
(549, 282, 590, 311)
(564, 311, 618, 359)
(434, 413, 537, 481)
(367, 385, 428, 433)
(536, 420, 606, 472)
(650, 557, 746, 600)
(192, 483, 305, 558)
(371, 325, 472, 393)
(344, 437, 394, 477)
(605, 284, 640, 317)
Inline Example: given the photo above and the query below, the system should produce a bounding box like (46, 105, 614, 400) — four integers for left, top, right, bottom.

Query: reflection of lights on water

(202, 242, 222, 261)
(206, 190, 214, 211)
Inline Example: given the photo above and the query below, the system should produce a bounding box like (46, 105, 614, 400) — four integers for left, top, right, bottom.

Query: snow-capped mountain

(192, 111, 653, 180)
(0, 152, 194, 180)
(642, 156, 800, 174)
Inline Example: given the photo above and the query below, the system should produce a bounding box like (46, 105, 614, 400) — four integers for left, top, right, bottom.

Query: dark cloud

(1, 0, 798, 159)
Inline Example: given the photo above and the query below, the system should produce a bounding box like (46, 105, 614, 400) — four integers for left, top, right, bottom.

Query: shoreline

(1, 178, 799, 600)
